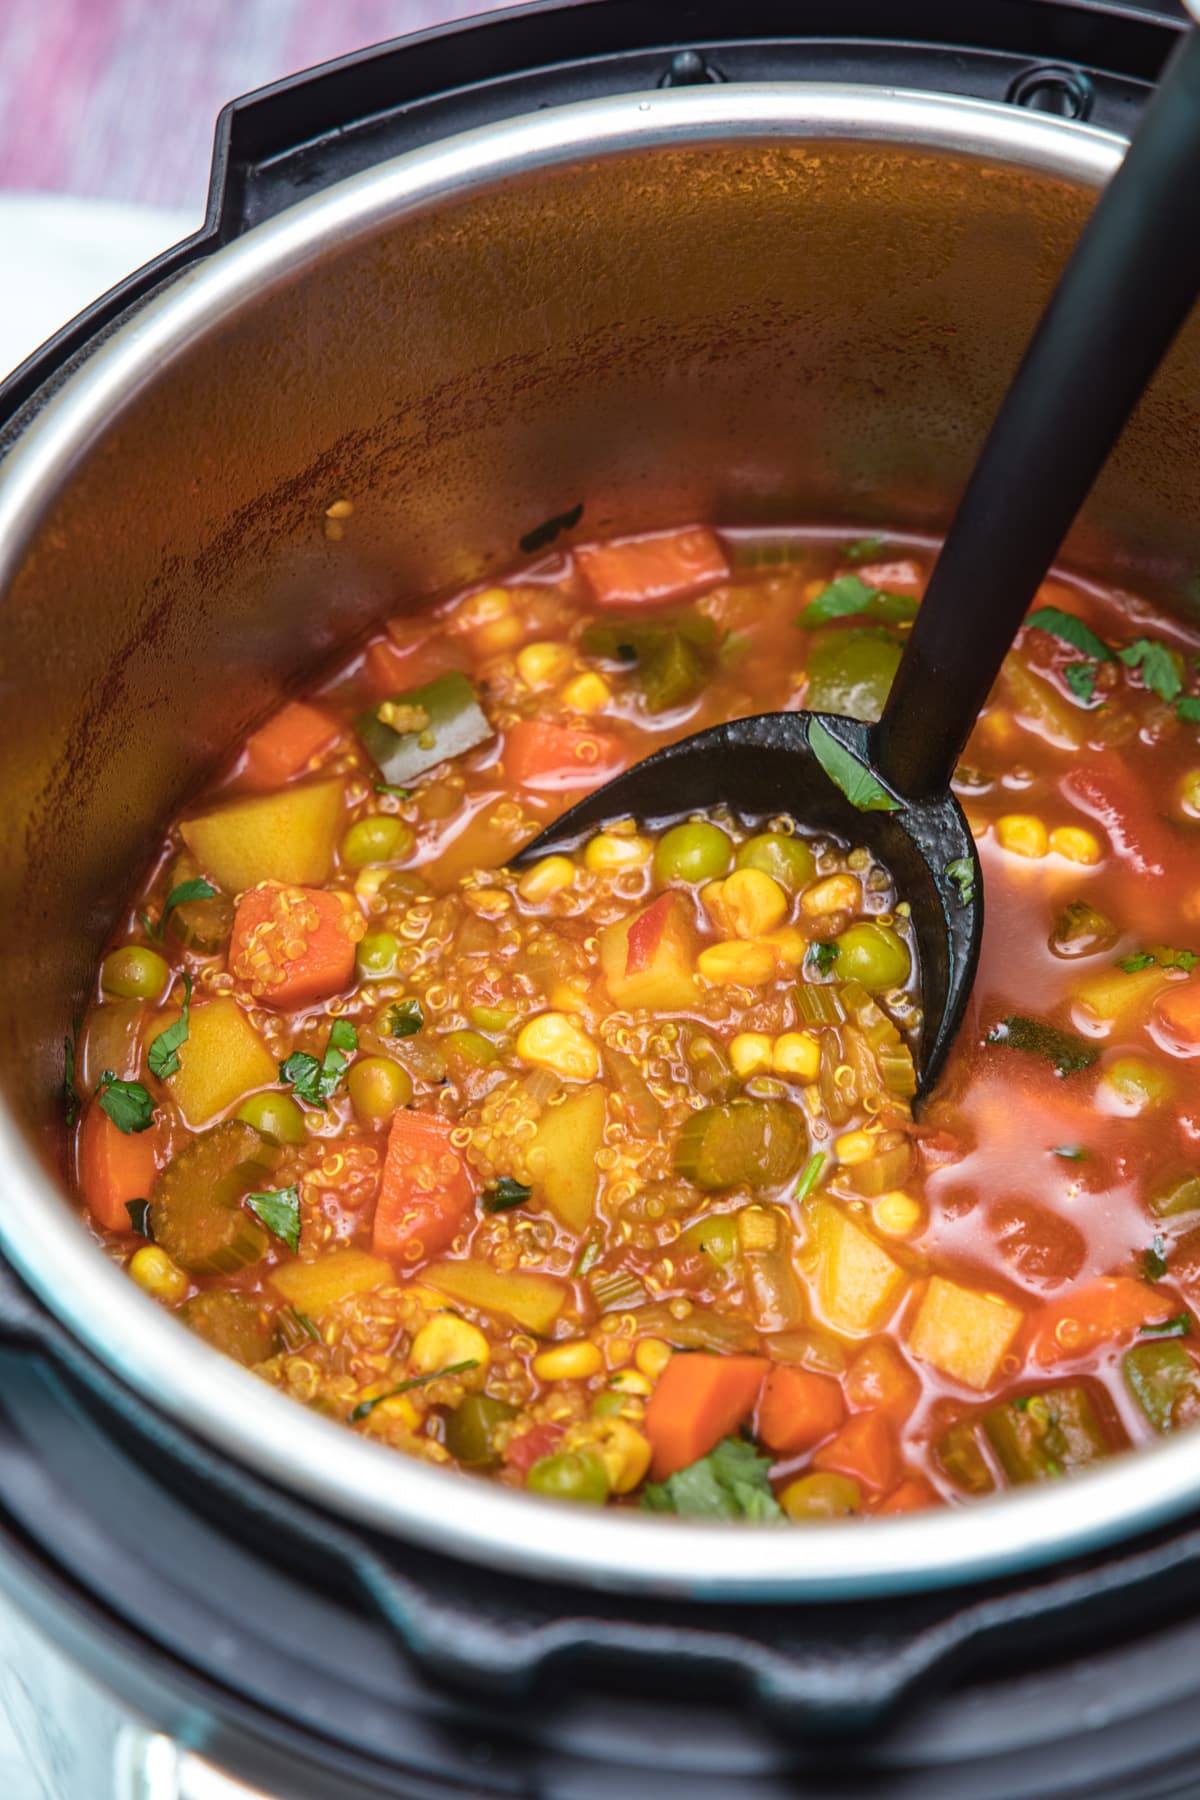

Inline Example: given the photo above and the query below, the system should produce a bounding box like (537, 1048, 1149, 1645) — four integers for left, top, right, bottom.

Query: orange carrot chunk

(373, 1112, 475, 1265)
(575, 527, 729, 608)
(812, 1410, 898, 1494)
(1027, 1274, 1177, 1366)
(876, 1476, 938, 1515)
(756, 1364, 846, 1456)
(78, 1101, 162, 1234)
(1155, 980, 1200, 1048)
(229, 884, 359, 1011)
(644, 1352, 768, 1481)
(241, 702, 338, 788)
(504, 719, 624, 792)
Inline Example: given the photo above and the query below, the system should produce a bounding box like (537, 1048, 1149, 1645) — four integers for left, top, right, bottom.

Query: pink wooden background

(0, 1, 516, 214)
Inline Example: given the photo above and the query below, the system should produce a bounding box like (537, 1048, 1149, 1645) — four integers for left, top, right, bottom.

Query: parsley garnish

(1118, 947, 1198, 974)
(1119, 952, 1156, 973)
(1140, 1313, 1191, 1340)
(642, 1435, 783, 1521)
(844, 535, 886, 563)
(280, 1017, 358, 1108)
(63, 1024, 80, 1128)
(808, 719, 900, 813)
(1177, 696, 1200, 723)
(806, 941, 839, 977)
(1025, 606, 1112, 663)
(96, 1070, 156, 1134)
(1063, 661, 1100, 705)
(985, 1015, 1098, 1077)
(147, 971, 192, 1079)
(387, 998, 424, 1038)
(350, 1359, 479, 1422)
(799, 573, 917, 629)
(482, 1177, 533, 1214)
(795, 1152, 827, 1204)
(1120, 638, 1182, 704)
(1143, 1235, 1168, 1283)
(245, 1184, 301, 1253)
(945, 856, 976, 905)
(125, 1199, 153, 1238)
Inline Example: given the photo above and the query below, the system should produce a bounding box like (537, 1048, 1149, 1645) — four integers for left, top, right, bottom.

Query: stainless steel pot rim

(3, 81, 1181, 1601)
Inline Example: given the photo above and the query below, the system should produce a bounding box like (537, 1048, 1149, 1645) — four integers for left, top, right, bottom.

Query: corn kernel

(517, 855, 576, 902)
(834, 1128, 877, 1165)
(1049, 825, 1101, 865)
(460, 586, 511, 627)
(730, 1031, 774, 1077)
(409, 1314, 491, 1376)
(1180, 770, 1200, 818)
(696, 940, 778, 986)
(473, 614, 525, 655)
(516, 1011, 601, 1081)
(562, 671, 612, 714)
(129, 1246, 188, 1305)
(996, 813, 1048, 858)
(533, 1341, 604, 1381)
(565, 1416, 652, 1493)
(873, 1191, 924, 1238)
(608, 1368, 652, 1396)
(584, 831, 652, 873)
(634, 1338, 672, 1381)
(772, 1031, 821, 1080)
(759, 925, 809, 968)
(801, 874, 863, 917)
(703, 868, 789, 938)
(364, 1393, 421, 1432)
(517, 641, 574, 688)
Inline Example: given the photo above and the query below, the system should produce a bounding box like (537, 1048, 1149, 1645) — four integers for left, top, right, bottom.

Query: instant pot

(3, 2, 1200, 1794)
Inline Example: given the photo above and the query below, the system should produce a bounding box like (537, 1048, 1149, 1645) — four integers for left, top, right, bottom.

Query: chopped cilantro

(1025, 606, 1112, 663)
(1063, 660, 1100, 705)
(1118, 947, 1197, 974)
(800, 573, 917, 628)
(1140, 1313, 1191, 1340)
(808, 719, 900, 814)
(482, 1177, 533, 1214)
(1177, 696, 1200, 724)
(945, 856, 976, 906)
(245, 1184, 301, 1254)
(806, 941, 839, 978)
(147, 971, 192, 1079)
(387, 998, 424, 1038)
(1143, 1235, 1168, 1283)
(350, 1359, 479, 1422)
(96, 1071, 156, 1134)
(280, 1018, 358, 1108)
(642, 1435, 783, 1521)
(985, 1015, 1098, 1077)
(1120, 637, 1182, 704)
(795, 1152, 827, 1204)
(1119, 952, 1156, 973)
(125, 1199, 153, 1238)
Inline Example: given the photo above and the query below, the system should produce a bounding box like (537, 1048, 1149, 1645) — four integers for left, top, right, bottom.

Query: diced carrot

(876, 1476, 938, 1515)
(504, 719, 625, 792)
(1027, 1274, 1176, 1366)
(228, 884, 358, 1011)
(812, 1410, 898, 1493)
(240, 702, 338, 788)
(503, 1421, 564, 1476)
(78, 1101, 163, 1234)
(756, 1364, 845, 1456)
(845, 1341, 921, 1418)
(1155, 980, 1200, 1048)
(373, 1111, 476, 1265)
(1062, 757, 1178, 881)
(575, 527, 729, 608)
(644, 1352, 768, 1481)
(364, 628, 463, 697)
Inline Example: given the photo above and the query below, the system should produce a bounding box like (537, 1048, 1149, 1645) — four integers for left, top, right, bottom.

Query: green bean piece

(983, 1385, 1108, 1484)
(101, 946, 170, 1002)
(734, 831, 816, 891)
(832, 922, 911, 992)
(674, 1099, 808, 1191)
(780, 1473, 861, 1520)
(151, 1123, 277, 1275)
(443, 1394, 518, 1467)
(347, 1056, 413, 1120)
(1123, 1340, 1200, 1433)
(652, 822, 733, 885)
(236, 1091, 308, 1145)
(526, 1448, 611, 1503)
(441, 1030, 502, 1069)
(935, 1420, 996, 1495)
(181, 1290, 279, 1366)
(341, 815, 414, 868)
(355, 672, 494, 785)
(803, 628, 902, 723)
(356, 931, 401, 978)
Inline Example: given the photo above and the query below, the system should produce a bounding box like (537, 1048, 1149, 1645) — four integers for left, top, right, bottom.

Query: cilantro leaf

(125, 1199, 153, 1238)
(63, 1026, 80, 1128)
(1140, 1313, 1191, 1340)
(985, 1015, 1098, 1077)
(1119, 952, 1156, 973)
(800, 573, 917, 628)
(482, 1177, 533, 1214)
(245, 1184, 301, 1253)
(1177, 696, 1200, 723)
(806, 941, 839, 977)
(96, 1070, 156, 1134)
(147, 971, 192, 1079)
(146, 877, 218, 939)
(1118, 947, 1197, 974)
(844, 535, 887, 564)
(945, 856, 976, 906)
(642, 1435, 783, 1521)
(280, 1018, 358, 1108)
(387, 999, 424, 1038)
(1025, 606, 1112, 663)
(1143, 1235, 1168, 1283)
(1063, 661, 1100, 705)
(795, 1152, 826, 1204)
(350, 1359, 479, 1422)
(808, 719, 900, 813)
(1120, 638, 1182, 703)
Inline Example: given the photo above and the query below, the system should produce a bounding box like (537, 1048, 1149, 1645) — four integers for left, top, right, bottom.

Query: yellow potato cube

(167, 997, 278, 1127)
(181, 778, 344, 893)
(908, 1275, 1023, 1391)
(270, 1248, 394, 1316)
(805, 1198, 906, 1335)
(598, 894, 699, 1011)
(422, 1260, 567, 1335)
(528, 1085, 606, 1231)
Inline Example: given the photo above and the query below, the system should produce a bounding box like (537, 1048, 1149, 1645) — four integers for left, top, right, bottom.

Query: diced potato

(422, 1259, 566, 1335)
(1071, 963, 1170, 1030)
(805, 1197, 906, 1335)
(529, 1085, 606, 1232)
(181, 778, 344, 893)
(167, 997, 278, 1127)
(908, 1275, 1023, 1391)
(598, 893, 698, 1011)
(270, 1248, 395, 1315)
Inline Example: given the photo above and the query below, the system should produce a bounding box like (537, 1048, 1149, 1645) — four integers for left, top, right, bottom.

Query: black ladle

(520, 25, 1200, 1099)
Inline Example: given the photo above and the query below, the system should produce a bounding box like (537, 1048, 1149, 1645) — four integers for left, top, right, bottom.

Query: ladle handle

(873, 23, 1200, 801)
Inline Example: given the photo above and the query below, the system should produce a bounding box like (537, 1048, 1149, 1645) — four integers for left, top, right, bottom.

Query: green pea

(1101, 1055, 1173, 1114)
(780, 1472, 861, 1521)
(235, 1091, 307, 1145)
(832, 922, 911, 992)
(653, 822, 733, 885)
(591, 1390, 630, 1419)
(679, 1213, 740, 1267)
(526, 1448, 611, 1503)
(101, 945, 170, 1001)
(735, 831, 815, 892)
(341, 815, 414, 868)
(347, 1056, 413, 1120)
(357, 931, 401, 978)
(442, 1029, 501, 1069)
(444, 1393, 518, 1467)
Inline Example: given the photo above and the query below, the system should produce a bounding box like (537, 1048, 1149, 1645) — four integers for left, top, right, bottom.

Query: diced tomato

(502, 1421, 564, 1476)
(78, 1101, 163, 1234)
(876, 1476, 938, 1515)
(373, 1112, 476, 1264)
(504, 719, 624, 792)
(643, 1352, 768, 1481)
(756, 1365, 845, 1456)
(229, 885, 358, 1011)
(1154, 980, 1200, 1050)
(845, 1341, 921, 1418)
(575, 527, 728, 608)
(1062, 757, 1177, 880)
(1027, 1274, 1177, 1366)
(812, 1411, 898, 1494)
(240, 702, 338, 788)
(625, 893, 676, 975)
